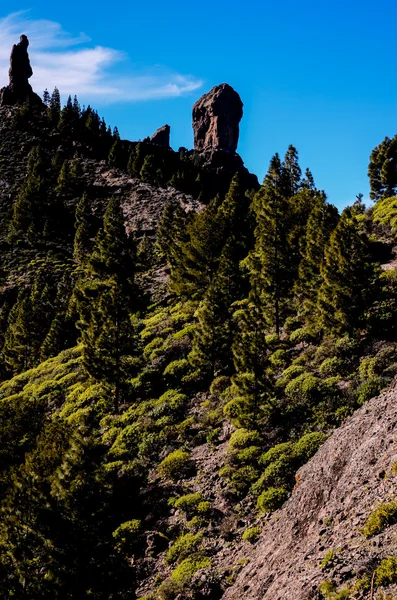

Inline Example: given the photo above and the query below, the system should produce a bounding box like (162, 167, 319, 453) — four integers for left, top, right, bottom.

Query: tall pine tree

(75, 197, 138, 412)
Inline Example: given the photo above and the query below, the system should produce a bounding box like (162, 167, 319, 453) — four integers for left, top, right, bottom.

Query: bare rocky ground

(223, 383, 397, 600)
(86, 160, 202, 235)
(133, 384, 397, 599)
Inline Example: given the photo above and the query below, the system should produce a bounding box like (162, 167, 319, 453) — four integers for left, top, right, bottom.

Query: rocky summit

(192, 83, 243, 153)
(150, 124, 171, 148)
(0, 35, 43, 107)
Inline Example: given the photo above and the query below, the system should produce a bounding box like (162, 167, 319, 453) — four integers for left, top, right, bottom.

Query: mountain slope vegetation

(1, 93, 397, 600)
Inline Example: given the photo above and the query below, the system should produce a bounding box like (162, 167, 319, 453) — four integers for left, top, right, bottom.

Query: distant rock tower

(0, 35, 42, 106)
(192, 83, 243, 153)
(150, 124, 170, 148)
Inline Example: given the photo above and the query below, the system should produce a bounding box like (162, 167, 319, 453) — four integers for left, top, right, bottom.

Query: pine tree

(228, 281, 272, 428)
(281, 144, 302, 196)
(128, 142, 145, 177)
(56, 159, 72, 193)
(368, 135, 397, 201)
(301, 168, 316, 190)
(40, 272, 77, 361)
(72, 95, 81, 118)
(48, 87, 61, 126)
(108, 139, 125, 169)
(189, 238, 240, 380)
(318, 205, 379, 334)
(74, 193, 94, 262)
(59, 95, 78, 132)
(295, 194, 339, 325)
(75, 198, 138, 412)
(170, 199, 225, 298)
(188, 175, 253, 379)
(137, 234, 155, 269)
(8, 146, 47, 243)
(243, 154, 294, 335)
(3, 291, 37, 373)
(42, 88, 50, 107)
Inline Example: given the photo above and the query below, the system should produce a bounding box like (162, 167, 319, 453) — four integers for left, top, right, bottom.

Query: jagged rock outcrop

(150, 124, 170, 148)
(0, 35, 42, 107)
(223, 383, 397, 600)
(192, 84, 243, 153)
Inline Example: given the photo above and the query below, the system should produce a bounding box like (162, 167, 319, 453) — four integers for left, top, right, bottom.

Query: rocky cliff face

(192, 84, 243, 153)
(0, 35, 42, 106)
(224, 384, 397, 600)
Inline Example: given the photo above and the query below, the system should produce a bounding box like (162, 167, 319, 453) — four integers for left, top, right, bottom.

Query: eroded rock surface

(0, 35, 42, 106)
(150, 124, 170, 148)
(224, 384, 397, 599)
(192, 84, 243, 153)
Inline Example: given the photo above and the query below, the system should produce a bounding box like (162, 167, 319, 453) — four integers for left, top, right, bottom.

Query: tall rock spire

(192, 83, 243, 153)
(0, 35, 42, 107)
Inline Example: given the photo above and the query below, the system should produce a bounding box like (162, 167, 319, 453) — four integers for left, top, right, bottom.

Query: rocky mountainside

(225, 384, 397, 600)
(2, 33, 397, 600)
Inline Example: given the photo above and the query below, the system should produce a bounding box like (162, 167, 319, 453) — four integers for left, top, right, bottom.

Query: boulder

(150, 124, 170, 148)
(0, 35, 43, 107)
(192, 84, 243, 153)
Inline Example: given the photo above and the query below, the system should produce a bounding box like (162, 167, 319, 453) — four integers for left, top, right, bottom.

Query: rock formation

(0, 35, 42, 107)
(192, 84, 243, 153)
(150, 124, 170, 148)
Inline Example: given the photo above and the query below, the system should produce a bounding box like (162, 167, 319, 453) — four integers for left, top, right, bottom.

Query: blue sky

(0, 3, 396, 209)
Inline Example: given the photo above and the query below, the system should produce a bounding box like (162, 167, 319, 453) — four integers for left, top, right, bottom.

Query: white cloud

(0, 11, 203, 103)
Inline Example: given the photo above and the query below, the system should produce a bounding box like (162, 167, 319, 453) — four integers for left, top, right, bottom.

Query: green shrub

(375, 556, 397, 586)
(278, 365, 306, 385)
(320, 550, 336, 569)
(283, 316, 301, 333)
(242, 527, 261, 543)
(112, 519, 142, 553)
(187, 515, 207, 530)
(319, 580, 350, 600)
(289, 327, 314, 344)
(158, 578, 181, 600)
(319, 357, 342, 376)
(230, 465, 260, 495)
(362, 501, 397, 537)
(285, 372, 322, 403)
(259, 442, 293, 467)
(143, 337, 164, 360)
(257, 456, 293, 490)
(356, 377, 381, 405)
(223, 397, 253, 429)
(206, 427, 221, 444)
(229, 428, 261, 449)
(209, 376, 230, 395)
(197, 501, 212, 515)
(151, 390, 187, 419)
(265, 333, 279, 346)
(292, 432, 327, 462)
(269, 349, 287, 367)
(158, 449, 193, 480)
(235, 446, 261, 463)
(166, 532, 203, 564)
(163, 359, 190, 378)
(174, 492, 204, 516)
(257, 487, 289, 512)
(170, 555, 210, 585)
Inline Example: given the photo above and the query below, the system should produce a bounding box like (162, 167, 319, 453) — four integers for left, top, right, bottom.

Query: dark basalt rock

(150, 124, 170, 148)
(192, 83, 243, 153)
(0, 35, 43, 107)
